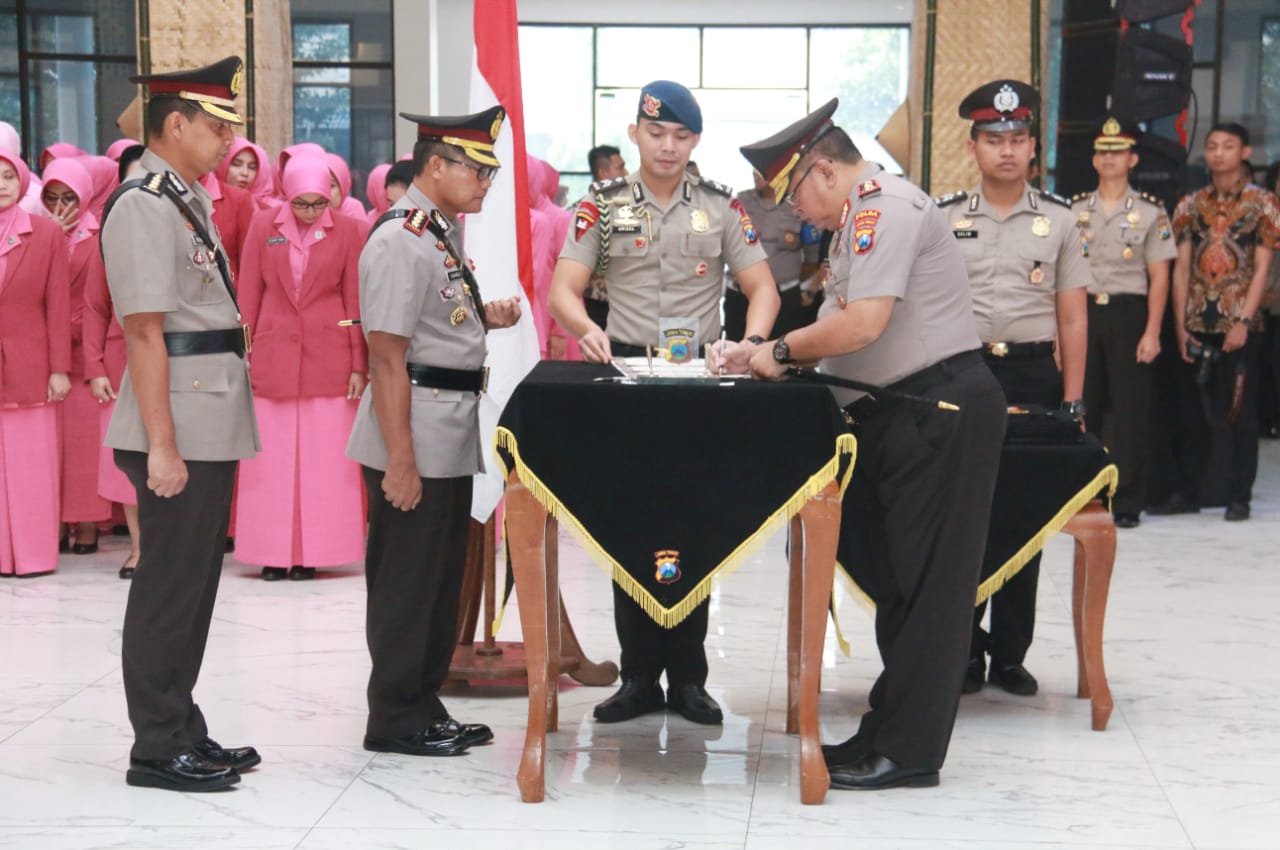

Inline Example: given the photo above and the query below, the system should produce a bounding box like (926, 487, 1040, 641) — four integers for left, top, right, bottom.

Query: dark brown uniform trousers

(361, 467, 472, 739)
(850, 358, 1006, 770)
(115, 449, 237, 761)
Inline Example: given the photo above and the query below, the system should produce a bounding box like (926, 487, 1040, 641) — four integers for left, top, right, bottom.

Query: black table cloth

(495, 361, 855, 627)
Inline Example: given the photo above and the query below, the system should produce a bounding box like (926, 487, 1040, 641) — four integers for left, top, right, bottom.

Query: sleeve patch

(853, 209, 881, 255)
(574, 200, 600, 241)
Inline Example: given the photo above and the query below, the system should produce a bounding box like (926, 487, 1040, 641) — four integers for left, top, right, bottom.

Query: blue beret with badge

(637, 81, 703, 134)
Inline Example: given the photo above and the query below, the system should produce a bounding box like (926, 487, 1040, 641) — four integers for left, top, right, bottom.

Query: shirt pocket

(169, 358, 231, 393)
(681, 234, 722, 258)
(607, 233, 650, 259)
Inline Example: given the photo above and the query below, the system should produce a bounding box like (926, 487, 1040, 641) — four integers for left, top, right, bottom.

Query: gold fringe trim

(831, 559, 876, 656)
(495, 427, 857, 628)
(491, 519, 510, 638)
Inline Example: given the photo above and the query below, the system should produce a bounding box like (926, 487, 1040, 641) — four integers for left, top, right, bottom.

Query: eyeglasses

(440, 156, 499, 182)
(43, 192, 79, 207)
(783, 160, 821, 206)
(290, 199, 330, 212)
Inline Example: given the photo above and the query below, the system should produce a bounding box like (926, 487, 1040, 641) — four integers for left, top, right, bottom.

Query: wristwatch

(746, 335, 766, 345)
(1060, 399, 1087, 417)
(773, 335, 794, 364)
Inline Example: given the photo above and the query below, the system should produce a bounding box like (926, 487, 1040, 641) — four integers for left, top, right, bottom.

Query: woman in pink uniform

(41, 158, 112, 554)
(0, 150, 71, 577)
(364, 162, 391, 227)
(218, 137, 277, 209)
(235, 155, 368, 581)
(323, 152, 369, 223)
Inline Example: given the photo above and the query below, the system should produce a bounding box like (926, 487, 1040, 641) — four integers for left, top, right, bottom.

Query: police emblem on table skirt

(655, 550, 682, 584)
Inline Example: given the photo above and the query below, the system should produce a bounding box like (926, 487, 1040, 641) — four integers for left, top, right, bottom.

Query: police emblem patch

(852, 209, 880, 255)
(642, 93, 662, 118)
(690, 209, 709, 233)
(654, 550, 682, 584)
(1031, 216, 1051, 237)
(573, 200, 599, 242)
(440, 285, 458, 300)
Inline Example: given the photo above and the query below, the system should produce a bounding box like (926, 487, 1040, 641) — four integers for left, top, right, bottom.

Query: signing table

(495, 361, 855, 804)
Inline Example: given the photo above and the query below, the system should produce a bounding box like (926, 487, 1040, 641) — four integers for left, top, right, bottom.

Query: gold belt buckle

(1094, 293, 1110, 306)
(989, 342, 1009, 357)
(480, 366, 490, 394)
(242, 324, 252, 354)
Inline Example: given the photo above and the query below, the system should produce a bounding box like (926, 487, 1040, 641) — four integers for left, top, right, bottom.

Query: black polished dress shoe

(666, 683, 723, 725)
(1114, 513, 1140, 529)
(289, 566, 316, 581)
(592, 677, 665, 723)
(828, 752, 939, 790)
(1146, 493, 1199, 515)
(126, 751, 240, 792)
(119, 565, 135, 580)
(261, 567, 288, 581)
(989, 663, 1039, 696)
(194, 737, 261, 771)
(225, 536, 236, 552)
(363, 725, 470, 756)
(961, 657, 985, 694)
(72, 541, 99, 555)
(822, 732, 871, 766)
(437, 716, 493, 746)
(1225, 502, 1250, 522)
(58, 534, 70, 554)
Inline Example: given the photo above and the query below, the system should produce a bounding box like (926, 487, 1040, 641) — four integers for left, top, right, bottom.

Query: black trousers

(1083, 295, 1152, 516)
(972, 352, 1062, 666)
(1168, 332, 1260, 505)
(723, 286, 816, 341)
(848, 358, 1006, 769)
(115, 450, 237, 761)
(362, 467, 472, 738)
(613, 584, 709, 687)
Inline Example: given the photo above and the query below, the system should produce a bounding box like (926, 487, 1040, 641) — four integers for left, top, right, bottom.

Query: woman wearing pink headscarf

(365, 162, 392, 220)
(526, 155, 580, 360)
(235, 155, 368, 581)
(38, 142, 87, 171)
(323, 152, 370, 223)
(0, 150, 72, 577)
(275, 142, 326, 200)
(72, 155, 120, 220)
(41, 158, 112, 555)
(104, 138, 138, 162)
(218, 136, 277, 209)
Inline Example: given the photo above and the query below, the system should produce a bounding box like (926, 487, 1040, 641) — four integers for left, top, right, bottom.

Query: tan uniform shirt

(559, 174, 767, 348)
(346, 184, 487, 479)
(726, 189, 816, 292)
(947, 184, 1093, 343)
(820, 165, 981, 406)
(102, 150, 260, 461)
(1072, 189, 1176, 297)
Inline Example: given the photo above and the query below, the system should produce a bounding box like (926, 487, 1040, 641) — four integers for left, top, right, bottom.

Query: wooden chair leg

(1063, 503, 1116, 732)
(797, 482, 840, 805)
(1072, 539, 1089, 699)
(506, 473, 550, 802)
(786, 516, 804, 736)
(544, 515, 561, 733)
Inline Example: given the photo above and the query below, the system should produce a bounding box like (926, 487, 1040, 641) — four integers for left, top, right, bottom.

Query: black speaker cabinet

(1112, 28, 1193, 120)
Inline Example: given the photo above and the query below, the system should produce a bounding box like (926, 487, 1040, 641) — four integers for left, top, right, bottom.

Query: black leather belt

(1089, 293, 1145, 306)
(163, 327, 249, 358)
(843, 349, 982, 422)
(406, 362, 488, 394)
(610, 341, 649, 358)
(982, 340, 1054, 358)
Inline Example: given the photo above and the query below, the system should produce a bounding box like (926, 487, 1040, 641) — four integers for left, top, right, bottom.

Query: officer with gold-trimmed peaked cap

(131, 55, 246, 125)
(400, 105, 506, 169)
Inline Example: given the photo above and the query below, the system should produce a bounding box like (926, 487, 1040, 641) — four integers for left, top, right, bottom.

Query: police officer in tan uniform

(941, 80, 1092, 697)
(1073, 115, 1177, 528)
(347, 107, 521, 757)
(103, 57, 261, 792)
(549, 80, 780, 725)
(733, 98, 1007, 790)
(723, 170, 823, 339)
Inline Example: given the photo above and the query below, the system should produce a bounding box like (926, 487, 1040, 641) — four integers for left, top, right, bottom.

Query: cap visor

(463, 147, 500, 168)
(198, 101, 245, 125)
(972, 119, 1031, 134)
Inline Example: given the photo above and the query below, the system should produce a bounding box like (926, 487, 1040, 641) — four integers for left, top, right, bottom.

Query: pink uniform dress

(0, 151, 72, 576)
(42, 159, 111, 527)
(527, 155, 580, 360)
(233, 156, 368, 569)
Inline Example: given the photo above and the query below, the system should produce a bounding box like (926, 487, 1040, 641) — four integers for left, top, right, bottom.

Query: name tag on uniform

(266, 236, 287, 246)
(953, 230, 978, 239)
(448, 269, 465, 281)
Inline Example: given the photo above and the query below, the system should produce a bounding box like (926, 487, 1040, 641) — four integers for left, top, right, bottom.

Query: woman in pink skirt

(0, 150, 71, 577)
(41, 158, 112, 554)
(235, 155, 368, 581)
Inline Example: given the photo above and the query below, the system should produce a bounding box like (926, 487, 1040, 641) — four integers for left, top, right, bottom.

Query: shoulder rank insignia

(165, 171, 189, 196)
(857, 179, 881, 198)
(140, 172, 166, 196)
(1140, 191, 1164, 207)
(933, 190, 967, 208)
(1038, 189, 1072, 208)
(429, 208, 450, 233)
(403, 209, 428, 236)
(589, 176, 628, 195)
(699, 177, 734, 198)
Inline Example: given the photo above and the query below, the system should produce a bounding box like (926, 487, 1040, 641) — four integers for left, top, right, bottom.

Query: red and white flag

(466, 0, 540, 522)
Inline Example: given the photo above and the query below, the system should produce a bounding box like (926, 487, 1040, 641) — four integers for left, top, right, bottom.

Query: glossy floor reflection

(2, 443, 1277, 849)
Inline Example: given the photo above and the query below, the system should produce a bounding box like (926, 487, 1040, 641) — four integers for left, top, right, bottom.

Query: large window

(0, 0, 135, 163)
(291, 0, 393, 204)
(520, 25, 910, 202)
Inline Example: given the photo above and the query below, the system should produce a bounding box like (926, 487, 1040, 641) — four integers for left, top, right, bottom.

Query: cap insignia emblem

(642, 93, 662, 118)
(993, 84, 1019, 114)
(230, 63, 245, 98)
(1102, 116, 1121, 137)
(490, 109, 504, 142)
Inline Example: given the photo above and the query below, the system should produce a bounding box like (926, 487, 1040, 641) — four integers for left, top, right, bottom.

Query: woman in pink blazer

(218, 137, 277, 210)
(235, 155, 368, 581)
(41, 158, 112, 554)
(0, 150, 72, 577)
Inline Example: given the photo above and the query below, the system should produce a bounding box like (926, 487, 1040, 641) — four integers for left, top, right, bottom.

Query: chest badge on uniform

(1127, 210, 1141, 226)
(954, 218, 973, 229)
(1031, 216, 1051, 237)
(435, 240, 448, 253)
(192, 250, 206, 265)
(613, 205, 641, 233)
(1029, 265, 1045, 285)
(449, 306, 467, 326)
(313, 229, 324, 240)
(857, 180, 881, 198)
(1122, 247, 1134, 259)
(690, 209, 709, 233)
(1078, 211, 1091, 226)
(853, 209, 881, 255)
(783, 230, 798, 246)
(440, 285, 458, 301)
(695, 262, 708, 277)
(444, 255, 457, 268)
(635, 237, 646, 249)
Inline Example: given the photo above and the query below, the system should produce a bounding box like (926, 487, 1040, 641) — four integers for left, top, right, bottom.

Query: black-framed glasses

(783, 160, 821, 206)
(290, 199, 330, 212)
(441, 155, 499, 182)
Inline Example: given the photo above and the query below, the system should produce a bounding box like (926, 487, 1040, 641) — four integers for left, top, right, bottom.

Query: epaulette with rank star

(857, 179, 881, 198)
(139, 172, 167, 196)
(1038, 189, 1072, 208)
(1071, 192, 1088, 203)
(1139, 191, 1164, 206)
(403, 209, 429, 236)
(933, 190, 967, 207)
(698, 177, 734, 198)
(589, 176, 628, 195)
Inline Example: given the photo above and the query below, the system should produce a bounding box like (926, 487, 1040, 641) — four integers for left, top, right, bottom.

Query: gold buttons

(192, 379, 201, 389)
(433, 389, 440, 397)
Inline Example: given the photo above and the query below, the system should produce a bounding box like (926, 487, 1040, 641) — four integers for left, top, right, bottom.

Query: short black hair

(1207, 122, 1250, 147)
(145, 97, 202, 139)
(412, 138, 467, 177)
(116, 144, 146, 182)
(807, 127, 863, 166)
(385, 160, 414, 188)
(587, 145, 621, 179)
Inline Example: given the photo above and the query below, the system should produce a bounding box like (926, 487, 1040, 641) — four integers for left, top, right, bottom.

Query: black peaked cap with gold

(131, 56, 245, 125)
(959, 79, 1039, 133)
(401, 106, 506, 168)
(1093, 114, 1140, 151)
(739, 98, 840, 204)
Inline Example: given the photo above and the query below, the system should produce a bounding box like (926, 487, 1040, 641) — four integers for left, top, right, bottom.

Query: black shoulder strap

(423, 214, 488, 331)
(368, 208, 411, 240)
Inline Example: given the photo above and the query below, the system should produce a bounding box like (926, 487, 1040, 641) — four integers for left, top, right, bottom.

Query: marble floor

(2, 444, 1278, 850)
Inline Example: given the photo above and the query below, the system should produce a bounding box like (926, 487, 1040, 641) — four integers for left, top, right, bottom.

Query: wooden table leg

(1062, 503, 1116, 732)
(544, 515, 561, 734)
(505, 472, 550, 802)
(797, 482, 841, 805)
(560, 594, 620, 686)
(786, 516, 804, 736)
